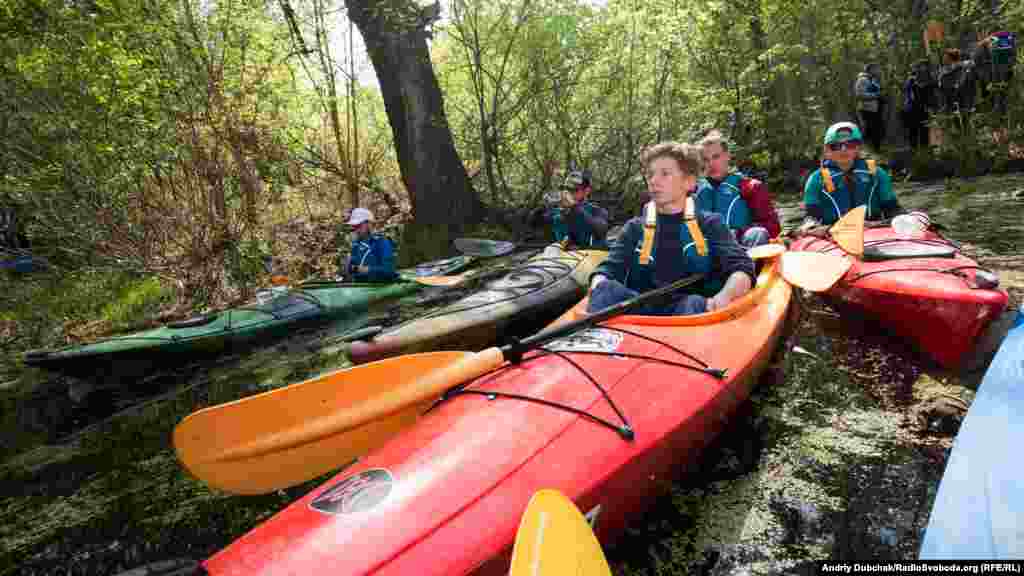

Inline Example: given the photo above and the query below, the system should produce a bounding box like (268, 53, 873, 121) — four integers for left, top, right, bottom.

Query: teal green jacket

(803, 158, 900, 224)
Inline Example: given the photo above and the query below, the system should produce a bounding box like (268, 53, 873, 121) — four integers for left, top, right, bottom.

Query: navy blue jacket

(591, 211, 754, 298)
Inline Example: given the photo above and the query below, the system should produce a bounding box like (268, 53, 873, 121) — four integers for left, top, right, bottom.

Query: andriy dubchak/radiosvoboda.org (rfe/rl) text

(819, 561, 1023, 574)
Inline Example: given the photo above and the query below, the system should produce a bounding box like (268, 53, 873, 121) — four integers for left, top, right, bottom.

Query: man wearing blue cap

(802, 122, 903, 229)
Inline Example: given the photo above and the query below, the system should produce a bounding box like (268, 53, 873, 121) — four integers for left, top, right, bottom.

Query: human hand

(358, 265, 369, 274)
(705, 294, 727, 312)
(560, 189, 577, 210)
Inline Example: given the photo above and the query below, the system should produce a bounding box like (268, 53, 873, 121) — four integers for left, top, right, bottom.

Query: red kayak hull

(791, 227, 1007, 369)
(201, 263, 794, 576)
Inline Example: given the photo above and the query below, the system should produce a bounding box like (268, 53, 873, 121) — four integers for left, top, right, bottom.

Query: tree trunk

(345, 0, 480, 264)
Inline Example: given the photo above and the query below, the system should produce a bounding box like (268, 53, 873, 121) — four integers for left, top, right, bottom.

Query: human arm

(568, 203, 609, 244)
(875, 168, 904, 220)
(363, 237, 398, 282)
(800, 170, 826, 230)
(739, 178, 782, 238)
(703, 213, 755, 310)
(588, 219, 638, 290)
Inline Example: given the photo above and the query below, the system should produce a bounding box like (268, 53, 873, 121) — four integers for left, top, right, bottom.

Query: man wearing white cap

(344, 207, 398, 282)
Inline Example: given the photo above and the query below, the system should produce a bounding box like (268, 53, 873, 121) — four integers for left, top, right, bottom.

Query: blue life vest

(695, 172, 752, 232)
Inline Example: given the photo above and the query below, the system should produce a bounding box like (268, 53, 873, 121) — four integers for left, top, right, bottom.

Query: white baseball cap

(346, 207, 374, 226)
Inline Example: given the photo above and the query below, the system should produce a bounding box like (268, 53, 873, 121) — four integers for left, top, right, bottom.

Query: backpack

(991, 31, 1017, 69)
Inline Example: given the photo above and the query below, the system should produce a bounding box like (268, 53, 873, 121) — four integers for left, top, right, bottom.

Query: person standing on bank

(586, 142, 754, 316)
(344, 207, 399, 283)
(695, 130, 781, 247)
(547, 170, 610, 249)
(855, 63, 885, 150)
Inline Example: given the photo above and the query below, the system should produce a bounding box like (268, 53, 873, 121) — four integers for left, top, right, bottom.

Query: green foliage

(224, 238, 271, 292)
(99, 276, 175, 331)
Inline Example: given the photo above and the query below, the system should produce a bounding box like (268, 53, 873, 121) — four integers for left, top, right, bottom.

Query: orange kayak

(200, 260, 794, 575)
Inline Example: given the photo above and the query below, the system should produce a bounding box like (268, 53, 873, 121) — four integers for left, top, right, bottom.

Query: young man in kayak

(345, 207, 399, 282)
(802, 122, 903, 232)
(586, 142, 755, 315)
(546, 170, 610, 249)
(695, 129, 781, 247)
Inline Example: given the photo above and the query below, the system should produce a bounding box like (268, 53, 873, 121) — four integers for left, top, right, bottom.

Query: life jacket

(818, 159, 881, 222)
(695, 173, 753, 232)
(628, 197, 721, 297)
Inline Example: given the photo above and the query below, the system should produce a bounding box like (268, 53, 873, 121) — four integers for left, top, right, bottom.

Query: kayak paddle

(173, 273, 705, 495)
(748, 243, 851, 292)
(454, 238, 552, 258)
(828, 205, 865, 257)
(412, 270, 476, 287)
(510, 489, 612, 576)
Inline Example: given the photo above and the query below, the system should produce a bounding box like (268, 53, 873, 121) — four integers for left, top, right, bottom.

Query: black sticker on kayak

(310, 469, 393, 515)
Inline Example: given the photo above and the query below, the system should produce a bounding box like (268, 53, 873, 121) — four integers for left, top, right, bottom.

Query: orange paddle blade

(829, 205, 865, 257)
(511, 490, 612, 576)
(173, 349, 506, 495)
(748, 243, 786, 260)
(779, 252, 852, 292)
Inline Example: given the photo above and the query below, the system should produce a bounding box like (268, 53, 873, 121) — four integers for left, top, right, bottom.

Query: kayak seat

(862, 244, 957, 262)
(167, 313, 220, 329)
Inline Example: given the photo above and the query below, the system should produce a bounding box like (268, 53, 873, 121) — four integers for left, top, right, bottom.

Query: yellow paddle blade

(829, 205, 865, 257)
(173, 349, 506, 495)
(748, 243, 786, 260)
(510, 490, 612, 576)
(779, 252, 852, 292)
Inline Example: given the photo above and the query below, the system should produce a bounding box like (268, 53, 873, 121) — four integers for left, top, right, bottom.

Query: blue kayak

(919, 310, 1024, 559)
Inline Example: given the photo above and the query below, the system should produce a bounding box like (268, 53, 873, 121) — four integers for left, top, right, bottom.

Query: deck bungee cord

(431, 321, 725, 442)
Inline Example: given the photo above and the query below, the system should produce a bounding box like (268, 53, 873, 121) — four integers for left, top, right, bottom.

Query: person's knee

(587, 279, 633, 313)
(741, 227, 771, 248)
(673, 294, 707, 316)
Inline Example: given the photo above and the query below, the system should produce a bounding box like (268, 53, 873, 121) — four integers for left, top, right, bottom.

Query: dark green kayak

(23, 255, 473, 382)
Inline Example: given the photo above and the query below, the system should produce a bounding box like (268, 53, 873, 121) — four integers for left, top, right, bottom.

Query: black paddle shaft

(502, 274, 705, 363)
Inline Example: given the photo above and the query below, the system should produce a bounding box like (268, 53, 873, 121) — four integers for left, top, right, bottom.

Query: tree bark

(345, 0, 481, 262)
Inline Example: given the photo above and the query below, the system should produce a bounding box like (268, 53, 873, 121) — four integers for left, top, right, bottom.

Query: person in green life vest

(801, 122, 903, 232)
(586, 142, 754, 316)
(547, 170, 609, 249)
(695, 129, 781, 248)
(344, 207, 399, 282)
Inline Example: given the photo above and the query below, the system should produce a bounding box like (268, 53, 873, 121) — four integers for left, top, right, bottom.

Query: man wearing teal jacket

(803, 122, 903, 227)
(547, 170, 609, 249)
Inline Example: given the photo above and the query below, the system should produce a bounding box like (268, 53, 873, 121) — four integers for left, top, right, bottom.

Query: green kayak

(23, 255, 473, 382)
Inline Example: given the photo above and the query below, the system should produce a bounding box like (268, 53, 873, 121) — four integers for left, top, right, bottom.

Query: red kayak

(791, 226, 1007, 369)
(200, 261, 794, 576)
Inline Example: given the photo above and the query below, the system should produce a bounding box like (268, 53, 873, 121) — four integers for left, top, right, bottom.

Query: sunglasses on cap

(827, 140, 862, 151)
